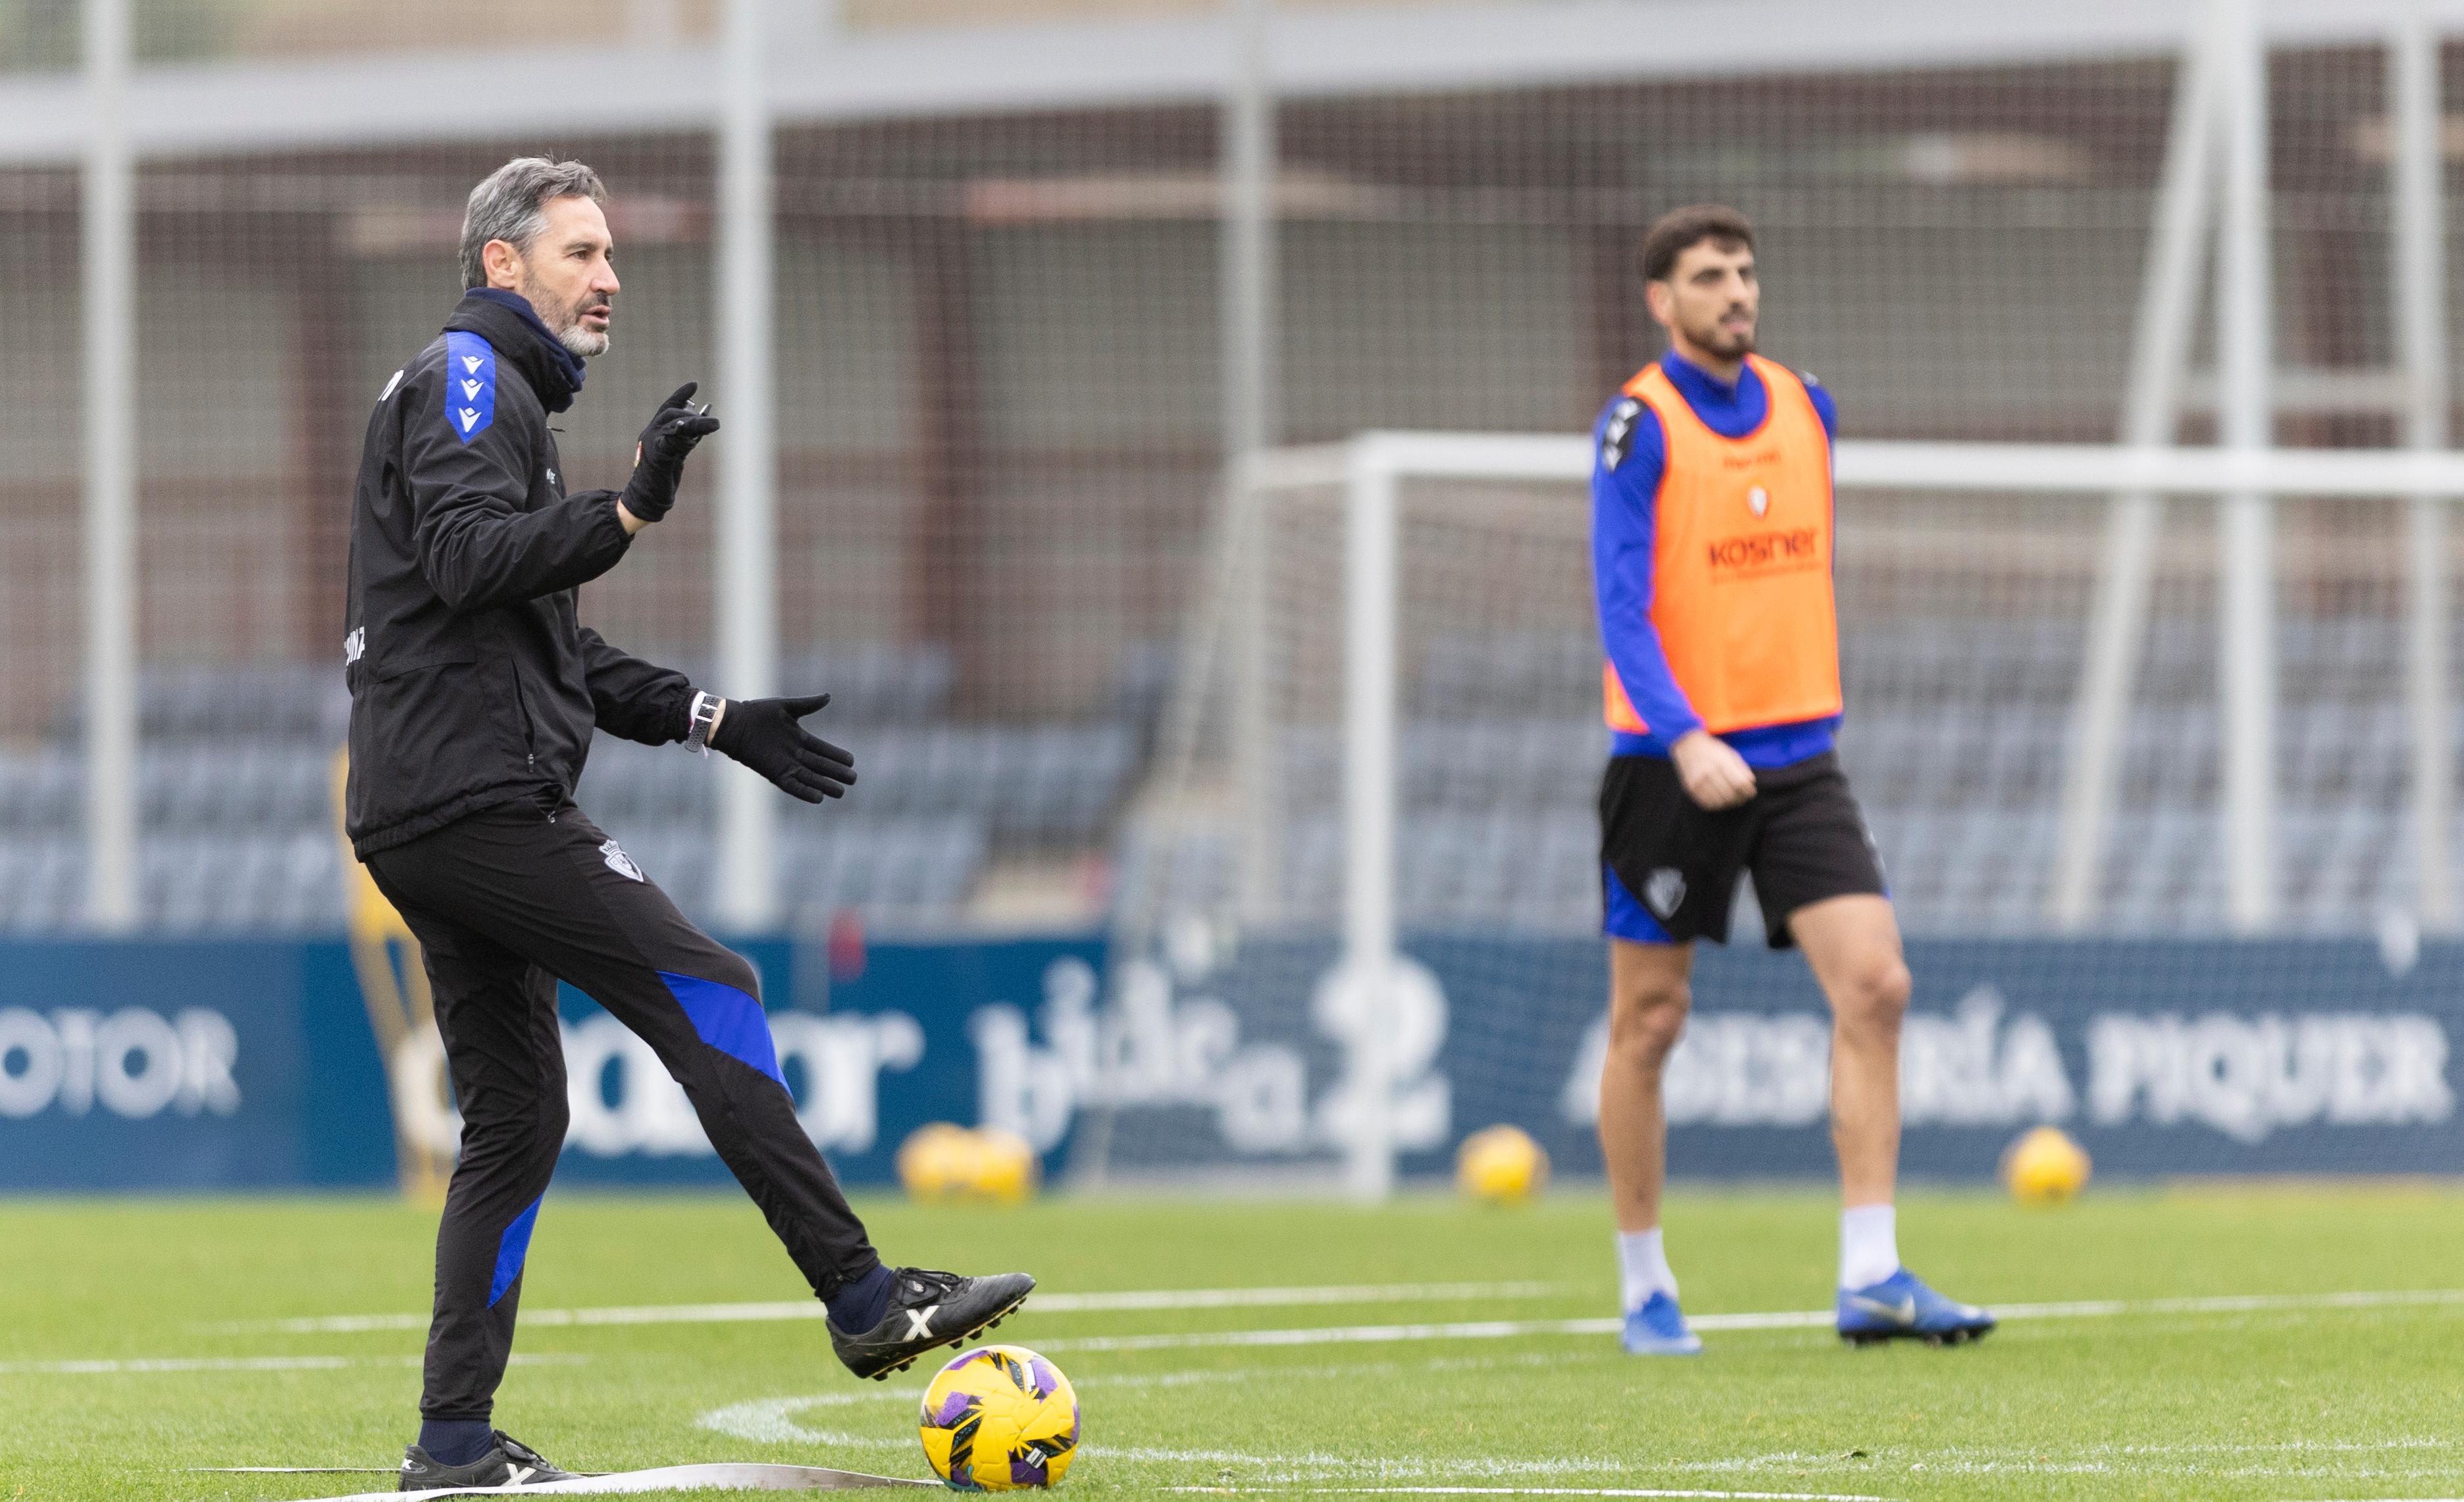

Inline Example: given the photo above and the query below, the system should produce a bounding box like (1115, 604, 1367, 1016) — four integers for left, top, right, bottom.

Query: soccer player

(344, 157, 1033, 1490)
(1589, 205, 1993, 1354)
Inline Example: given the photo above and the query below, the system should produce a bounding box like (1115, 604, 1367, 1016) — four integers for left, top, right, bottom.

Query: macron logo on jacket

(444, 330, 497, 443)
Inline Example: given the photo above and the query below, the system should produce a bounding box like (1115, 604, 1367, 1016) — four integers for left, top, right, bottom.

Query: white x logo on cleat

(905, 1306, 938, 1339)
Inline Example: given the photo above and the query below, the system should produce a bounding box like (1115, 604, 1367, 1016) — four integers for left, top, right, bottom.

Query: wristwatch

(686, 691, 723, 755)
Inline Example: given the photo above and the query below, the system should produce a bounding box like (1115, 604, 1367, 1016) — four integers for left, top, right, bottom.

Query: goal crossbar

(1250, 432, 2464, 498)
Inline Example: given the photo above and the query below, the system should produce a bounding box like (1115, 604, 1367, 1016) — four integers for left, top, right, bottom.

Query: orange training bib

(1603, 354, 1843, 737)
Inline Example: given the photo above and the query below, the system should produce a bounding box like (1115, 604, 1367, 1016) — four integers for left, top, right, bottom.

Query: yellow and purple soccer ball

(1455, 1123, 1548, 1205)
(2001, 1124, 2092, 1205)
(898, 1123, 982, 1205)
(898, 1124, 1041, 1206)
(917, 1344, 1079, 1491)
(969, 1128, 1040, 1205)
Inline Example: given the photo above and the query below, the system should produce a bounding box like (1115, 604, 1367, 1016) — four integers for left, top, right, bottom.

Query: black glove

(709, 692, 857, 803)
(620, 381, 722, 524)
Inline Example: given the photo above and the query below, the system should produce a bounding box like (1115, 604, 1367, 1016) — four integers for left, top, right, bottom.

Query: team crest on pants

(600, 838, 644, 882)
(1644, 867, 1686, 918)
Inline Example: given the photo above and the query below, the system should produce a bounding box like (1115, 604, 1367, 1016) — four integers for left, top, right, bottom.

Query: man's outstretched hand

(709, 692, 857, 804)
(618, 381, 722, 528)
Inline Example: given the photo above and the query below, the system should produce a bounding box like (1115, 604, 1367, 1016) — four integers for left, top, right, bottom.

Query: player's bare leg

(1791, 892, 1992, 1344)
(1787, 893, 1907, 1208)
(1599, 937, 1693, 1234)
(1599, 936, 1701, 1353)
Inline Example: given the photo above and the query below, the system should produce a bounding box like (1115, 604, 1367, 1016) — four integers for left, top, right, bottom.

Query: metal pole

(81, 0, 136, 932)
(1223, 0, 1274, 464)
(714, 0, 779, 931)
(2051, 35, 2219, 929)
(2393, 1, 2454, 929)
(1343, 438, 1397, 1202)
(1230, 482, 1280, 922)
(1225, 0, 1282, 923)
(2215, 0, 2278, 932)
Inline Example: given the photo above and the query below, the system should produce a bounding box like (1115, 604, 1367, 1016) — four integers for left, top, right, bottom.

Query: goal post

(1146, 431, 2464, 1197)
(1340, 440, 1400, 1201)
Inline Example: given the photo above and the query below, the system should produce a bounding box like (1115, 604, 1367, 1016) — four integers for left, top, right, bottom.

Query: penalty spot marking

(217, 1280, 1559, 1335)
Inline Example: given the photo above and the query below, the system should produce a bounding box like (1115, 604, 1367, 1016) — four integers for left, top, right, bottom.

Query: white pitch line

(1171, 1490, 1889, 1501)
(1029, 1286, 2464, 1354)
(273, 1463, 930, 1499)
(700, 1353, 1511, 1448)
(2001, 1288, 2464, 1318)
(96, 1286, 2464, 1377)
(1, 1356, 353, 1375)
(1040, 1282, 1558, 1313)
(214, 1281, 1564, 1336)
(702, 1357, 2461, 1495)
(1039, 1318, 1622, 1353)
(1173, 1477, 1882, 1487)
(0, 1353, 587, 1376)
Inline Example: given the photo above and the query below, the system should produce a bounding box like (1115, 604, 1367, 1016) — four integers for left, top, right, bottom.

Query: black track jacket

(343, 292, 693, 857)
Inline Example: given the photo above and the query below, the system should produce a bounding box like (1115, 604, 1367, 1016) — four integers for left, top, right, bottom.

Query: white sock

(1616, 1228, 1678, 1311)
(1839, 1203, 1900, 1289)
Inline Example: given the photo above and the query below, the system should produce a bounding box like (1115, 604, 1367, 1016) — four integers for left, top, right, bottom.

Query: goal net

(1088, 433, 2464, 1191)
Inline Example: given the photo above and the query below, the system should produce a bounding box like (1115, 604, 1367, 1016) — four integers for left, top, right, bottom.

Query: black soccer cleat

(829, 1266, 1035, 1381)
(398, 1431, 577, 1491)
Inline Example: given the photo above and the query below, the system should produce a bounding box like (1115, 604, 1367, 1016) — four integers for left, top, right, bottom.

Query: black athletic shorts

(1599, 749, 1886, 949)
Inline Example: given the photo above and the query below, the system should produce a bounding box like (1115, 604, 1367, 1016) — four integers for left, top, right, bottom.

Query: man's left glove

(709, 692, 858, 803)
(621, 380, 723, 524)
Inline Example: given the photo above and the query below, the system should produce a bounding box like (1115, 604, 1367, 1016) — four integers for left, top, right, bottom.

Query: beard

(519, 274, 612, 358)
(1690, 316, 1755, 359)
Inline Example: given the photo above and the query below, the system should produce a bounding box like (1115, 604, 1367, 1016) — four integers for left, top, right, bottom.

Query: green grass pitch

(2, 1184, 2460, 1501)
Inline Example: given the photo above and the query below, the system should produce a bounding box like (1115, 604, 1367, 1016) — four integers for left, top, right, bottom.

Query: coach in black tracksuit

(346, 158, 1031, 1492)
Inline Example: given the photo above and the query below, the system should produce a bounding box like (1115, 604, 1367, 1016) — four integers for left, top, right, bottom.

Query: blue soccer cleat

(1620, 1290, 1703, 1355)
(1836, 1268, 1995, 1347)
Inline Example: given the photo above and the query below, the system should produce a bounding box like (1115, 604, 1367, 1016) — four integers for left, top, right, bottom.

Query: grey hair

(458, 157, 608, 289)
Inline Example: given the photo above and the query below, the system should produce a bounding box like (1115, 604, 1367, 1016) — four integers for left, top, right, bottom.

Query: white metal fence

(18, 0, 2464, 938)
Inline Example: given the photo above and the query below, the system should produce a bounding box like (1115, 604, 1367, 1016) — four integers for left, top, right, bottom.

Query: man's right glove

(709, 692, 858, 804)
(621, 380, 723, 524)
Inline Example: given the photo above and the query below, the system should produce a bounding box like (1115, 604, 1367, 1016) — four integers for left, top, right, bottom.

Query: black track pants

(363, 797, 882, 1422)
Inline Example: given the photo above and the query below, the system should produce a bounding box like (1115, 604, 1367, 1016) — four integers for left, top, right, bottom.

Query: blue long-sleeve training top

(1590, 350, 1841, 768)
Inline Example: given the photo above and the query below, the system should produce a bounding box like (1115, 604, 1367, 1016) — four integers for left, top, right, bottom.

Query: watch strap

(686, 691, 722, 755)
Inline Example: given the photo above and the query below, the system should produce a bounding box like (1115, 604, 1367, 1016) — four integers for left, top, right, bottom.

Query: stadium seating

(0, 642, 1153, 934)
(1121, 615, 2450, 937)
(4, 618, 2449, 936)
